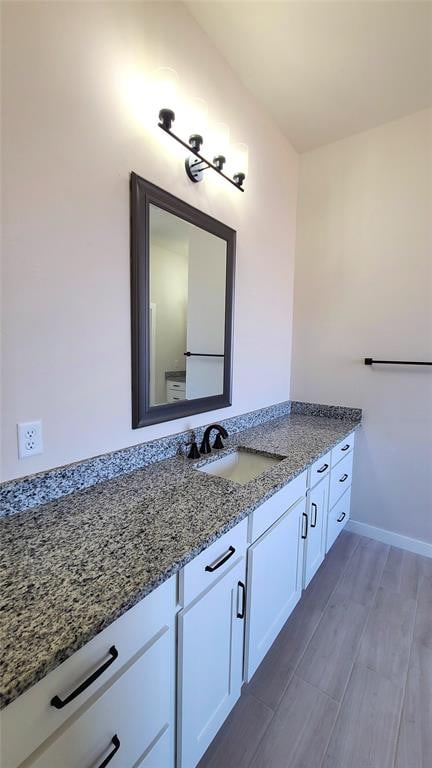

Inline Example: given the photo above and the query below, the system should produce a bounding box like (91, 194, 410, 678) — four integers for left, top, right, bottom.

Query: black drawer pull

(97, 735, 120, 768)
(317, 463, 329, 474)
(337, 512, 346, 523)
(311, 502, 318, 528)
(301, 512, 308, 540)
(50, 646, 118, 709)
(339, 473, 349, 483)
(341, 444, 350, 452)
(205, 545, 235, 572)
(237, 581, 246, 619)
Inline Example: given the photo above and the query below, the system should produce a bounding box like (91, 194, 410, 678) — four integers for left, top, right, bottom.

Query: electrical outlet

(17, 421, 43, 458)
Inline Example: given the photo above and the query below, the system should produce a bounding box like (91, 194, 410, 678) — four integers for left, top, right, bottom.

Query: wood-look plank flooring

(198, 533, 432, 768)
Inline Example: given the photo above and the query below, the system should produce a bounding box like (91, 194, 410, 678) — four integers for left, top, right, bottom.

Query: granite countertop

(165, 370, 186, 382)
(1, 412, 360, 709)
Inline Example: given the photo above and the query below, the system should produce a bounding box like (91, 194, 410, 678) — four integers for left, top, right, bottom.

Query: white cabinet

(326, 434, 355, 552)
(328, 450, 354, 510)
(24, 632, 172, 768)
(2, 432, 357, 768)
(2, 577, 177, 768)
(179, 518, 247, 606)
(248, 470, 307, 543)
(166, 378, 186, 403)
(303, 477, 328, 588)
(327, 487, 351, 552)
(308, 451, 331, 489)
(331, 432, 355, 466)
(177, 557, 246, 768)
(244, 497, 306, 681)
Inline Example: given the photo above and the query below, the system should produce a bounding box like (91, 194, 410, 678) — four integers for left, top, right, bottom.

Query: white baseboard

(346, 519, 432, 559)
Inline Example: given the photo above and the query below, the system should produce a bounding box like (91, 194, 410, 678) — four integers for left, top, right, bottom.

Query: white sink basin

(197, 449, 283, 485)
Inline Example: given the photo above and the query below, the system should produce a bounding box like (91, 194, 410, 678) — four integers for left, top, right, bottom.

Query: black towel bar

(364, 358, 432, 366)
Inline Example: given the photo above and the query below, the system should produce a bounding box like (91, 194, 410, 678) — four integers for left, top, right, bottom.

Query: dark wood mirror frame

(130, 172, 236, 428)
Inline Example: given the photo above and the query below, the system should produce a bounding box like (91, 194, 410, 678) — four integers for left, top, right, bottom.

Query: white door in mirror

(17, 420, 43, 458)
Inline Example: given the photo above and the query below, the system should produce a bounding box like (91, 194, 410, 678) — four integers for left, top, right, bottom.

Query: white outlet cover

(17, 420, 43, 458)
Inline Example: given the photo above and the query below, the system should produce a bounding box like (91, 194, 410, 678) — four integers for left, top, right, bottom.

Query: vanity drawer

(331, 432, 355, 467)
(24, 630, 172, 768)
(179, 518, 247, 607)
(2, 576, 176, 768)
(167, 380, 186, 393)
(328, 451, 354, 510)
(248, 471, 307, 544)
(167, 391, 185, 403)
(308, 451, 331, 488)
(326, 487, 351, 552)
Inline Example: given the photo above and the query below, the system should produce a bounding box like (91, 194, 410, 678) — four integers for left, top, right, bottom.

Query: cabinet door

(244, 497, 306, 682)
(177, 558, 246, 768)
(303, 477, 328, 588)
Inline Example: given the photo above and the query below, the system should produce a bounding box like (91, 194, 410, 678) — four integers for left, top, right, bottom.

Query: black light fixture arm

(158, 118, 245, 191)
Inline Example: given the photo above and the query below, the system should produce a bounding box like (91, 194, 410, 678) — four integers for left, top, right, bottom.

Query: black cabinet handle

(50, 646, 118, 709)
(301, 512, 308, 540)
(237, 581, 246, 619)
(205, 545, 235, 572)
(337, 512, 346, 523)
(339, 473, 349, 483)
(97, 735, 120, 768)
(317, 463, 329, 474)
(311, 502, 318, 528)
(341, 444, 350, 452)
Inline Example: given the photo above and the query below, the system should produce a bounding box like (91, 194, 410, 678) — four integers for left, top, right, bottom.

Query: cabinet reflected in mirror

(131, 174, 235, 427)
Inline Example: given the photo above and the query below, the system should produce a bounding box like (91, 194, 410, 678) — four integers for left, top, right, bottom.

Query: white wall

(291, 109, 432, 545)
(1, 1, 298, 481)
(150, 241, 188, 405)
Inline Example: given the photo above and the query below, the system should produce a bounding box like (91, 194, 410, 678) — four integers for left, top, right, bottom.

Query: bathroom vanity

(1, 410, 357, 768)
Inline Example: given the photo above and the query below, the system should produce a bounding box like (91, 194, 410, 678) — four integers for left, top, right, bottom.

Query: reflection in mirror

(130, 173, 235, 428)
(149, 205, 227, 407)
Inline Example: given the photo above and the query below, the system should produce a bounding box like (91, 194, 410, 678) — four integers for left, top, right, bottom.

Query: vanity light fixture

(156, 82, 247, 190)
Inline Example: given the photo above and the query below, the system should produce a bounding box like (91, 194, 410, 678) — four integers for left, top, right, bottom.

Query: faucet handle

(187, 441, 200, 459)
(199, 437, 211, 454)
(212, 433, 225, 450)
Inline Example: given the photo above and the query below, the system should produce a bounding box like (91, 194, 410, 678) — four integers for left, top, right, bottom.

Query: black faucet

(200, 424, 228, 454)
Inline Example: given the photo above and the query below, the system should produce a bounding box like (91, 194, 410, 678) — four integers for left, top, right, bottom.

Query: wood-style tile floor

(198, 532, 432, 768)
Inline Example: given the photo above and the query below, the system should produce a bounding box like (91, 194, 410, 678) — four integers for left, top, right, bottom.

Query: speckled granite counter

(1, 410, 360, 709)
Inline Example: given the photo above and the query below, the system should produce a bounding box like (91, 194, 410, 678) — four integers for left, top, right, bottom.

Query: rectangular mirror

(130, 173, 236, 427)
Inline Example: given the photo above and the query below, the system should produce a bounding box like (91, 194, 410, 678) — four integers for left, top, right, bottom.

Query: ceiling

(186, 1, 432, 152)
